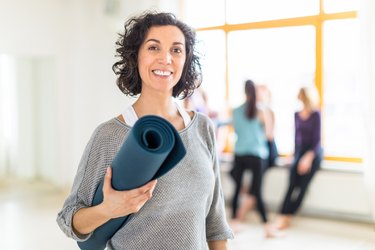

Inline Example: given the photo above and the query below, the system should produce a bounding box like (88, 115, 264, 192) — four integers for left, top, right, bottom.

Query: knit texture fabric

(57, 112, 233, 250)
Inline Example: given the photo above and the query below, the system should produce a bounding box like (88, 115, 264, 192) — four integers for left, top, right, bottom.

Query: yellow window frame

(197, 1, 360, 163)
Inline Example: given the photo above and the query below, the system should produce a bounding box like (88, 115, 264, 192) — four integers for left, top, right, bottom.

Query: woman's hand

(297, 151, 314, 175)
(100, 167, 157, 220)
(72, 167, 157, 235)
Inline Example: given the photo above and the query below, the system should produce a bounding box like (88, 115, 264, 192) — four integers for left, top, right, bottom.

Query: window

(227, 26, 315, 154)
(226, 0, 319, 23)
(323, 19, 363, 158)
(182, 0, 225, 28)
(183, 0, 361, 165)
(323, 0, 359, 13)
(196, 30, 226, 112)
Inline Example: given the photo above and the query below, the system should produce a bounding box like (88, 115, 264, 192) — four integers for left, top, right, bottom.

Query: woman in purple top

(276, 86, 323, 229)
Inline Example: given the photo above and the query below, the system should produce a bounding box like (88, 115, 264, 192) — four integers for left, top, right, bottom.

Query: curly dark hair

(112, 11, 202, 99)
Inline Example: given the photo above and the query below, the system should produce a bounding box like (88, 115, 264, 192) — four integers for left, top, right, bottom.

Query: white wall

(361, 0, 375, 222)
(0, 0, 184, 186)
(0, 0, 130, 185)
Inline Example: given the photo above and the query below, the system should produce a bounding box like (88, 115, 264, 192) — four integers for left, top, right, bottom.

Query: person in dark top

(276, 86, 323, 230)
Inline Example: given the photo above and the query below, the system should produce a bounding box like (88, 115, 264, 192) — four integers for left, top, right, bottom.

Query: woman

(230, 80, 275, 237)
(256, 84, 278, 171)
(276, 86, 323, 229)
(57, 11, 233, 250)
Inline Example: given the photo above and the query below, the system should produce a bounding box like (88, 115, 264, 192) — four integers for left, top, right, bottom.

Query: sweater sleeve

(205, 119, 234, 241)
(56, 126, 108, 241)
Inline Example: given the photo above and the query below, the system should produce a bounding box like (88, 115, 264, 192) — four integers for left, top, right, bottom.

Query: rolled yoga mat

(77, 115, 186, 250)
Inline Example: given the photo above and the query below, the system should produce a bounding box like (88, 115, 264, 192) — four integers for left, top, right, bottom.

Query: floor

(228, 214, 375, 250)
(0, 179, 374, 250)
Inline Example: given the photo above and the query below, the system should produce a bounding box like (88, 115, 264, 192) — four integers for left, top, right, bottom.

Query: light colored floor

(228, 214, 375, 250)
(0, 180, 374, 250)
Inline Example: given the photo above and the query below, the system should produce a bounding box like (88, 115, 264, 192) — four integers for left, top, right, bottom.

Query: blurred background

(0, 0, 375, 249)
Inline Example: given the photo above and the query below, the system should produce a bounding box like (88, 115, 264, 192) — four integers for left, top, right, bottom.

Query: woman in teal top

(230, 80, 276, 237)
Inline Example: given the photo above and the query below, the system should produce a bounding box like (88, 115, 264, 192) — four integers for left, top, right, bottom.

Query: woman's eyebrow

(144, 39, 185, 46)
(145, 38, 160, 44)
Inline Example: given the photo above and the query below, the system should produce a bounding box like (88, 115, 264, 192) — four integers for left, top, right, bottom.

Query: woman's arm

(311, 111, 322, 154)
(208, 240, 228, 250)
(204, 118, 234, 243)
(258, 108, 273, 140)
(72, 167, 157, 235)
(297, 150, 315, 175)
(297, 112, 321, 175)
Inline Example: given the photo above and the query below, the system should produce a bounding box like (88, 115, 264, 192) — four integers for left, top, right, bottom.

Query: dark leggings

(280, 148, 323, 215)
(230, 155, 268, 223)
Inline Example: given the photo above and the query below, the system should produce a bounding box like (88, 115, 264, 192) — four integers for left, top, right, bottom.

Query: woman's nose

(158, 51, 172, 64)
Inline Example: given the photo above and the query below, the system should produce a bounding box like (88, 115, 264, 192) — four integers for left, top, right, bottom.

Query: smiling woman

(57, 11, 233, 250)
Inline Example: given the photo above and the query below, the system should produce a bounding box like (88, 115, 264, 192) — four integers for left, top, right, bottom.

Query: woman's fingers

(101, 173, 158, 218)
(102, 167, 113, 194)
(128, 179, 158, 198)
(102, 167, 157, 197)
(121, 180, 158, 213)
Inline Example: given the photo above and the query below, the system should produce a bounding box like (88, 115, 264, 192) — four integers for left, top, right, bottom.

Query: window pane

(195, 30, 226, 114)
(323, 0, 359, 13)
(226, 0, 319, 23)
(228, 26, 316, 154)
(182, 0, 225, 28)
(323, 19, 362, 158)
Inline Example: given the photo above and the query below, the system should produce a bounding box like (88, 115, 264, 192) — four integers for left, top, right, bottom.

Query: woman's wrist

(73, 204, 111, 235)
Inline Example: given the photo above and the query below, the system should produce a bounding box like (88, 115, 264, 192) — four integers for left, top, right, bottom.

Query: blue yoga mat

(77, 115, 186, 250)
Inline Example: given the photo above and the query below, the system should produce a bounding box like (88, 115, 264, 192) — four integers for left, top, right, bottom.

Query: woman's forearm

(72, 204, 110, 236)
(303, 150, 315, 160)
(208, 240, 228, 250)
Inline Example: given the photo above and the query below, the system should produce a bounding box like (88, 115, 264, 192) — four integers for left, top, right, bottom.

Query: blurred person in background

(256, 84, 278, 171)
(183, 86, 218, 119)
(276, 86, 323, 230)
(230, 79, 277, 238)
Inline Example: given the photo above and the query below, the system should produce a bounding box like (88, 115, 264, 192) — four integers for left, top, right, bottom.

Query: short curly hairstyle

(112, 11, 202, 99)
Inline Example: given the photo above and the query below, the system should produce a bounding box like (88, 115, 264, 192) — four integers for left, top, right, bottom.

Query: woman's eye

(148, 46, 158, 51)
(173, 48, 183, 54)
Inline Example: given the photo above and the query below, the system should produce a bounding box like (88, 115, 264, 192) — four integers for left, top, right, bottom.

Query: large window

(323, 0, 359, 13)
(195, 30, 226, 112)
(227, 26, 315, 154)
(323, 19, 363, 158)
(226, 0, 319, 23)
(186, 1, 361, 166)
(182, 0, 225, 27)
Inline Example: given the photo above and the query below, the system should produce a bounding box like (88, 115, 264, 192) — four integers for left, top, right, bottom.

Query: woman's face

(298, 89, 306, 102)
(137, 25, 186, 96)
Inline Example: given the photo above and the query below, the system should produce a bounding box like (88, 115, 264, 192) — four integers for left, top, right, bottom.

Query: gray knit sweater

(57, 112, 233, 250)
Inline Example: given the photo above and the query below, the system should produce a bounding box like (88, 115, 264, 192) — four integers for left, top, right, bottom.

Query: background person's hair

(245, 79, 257, 119)
(298, 86, 320, 110)
(112, 11, 202, 99)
